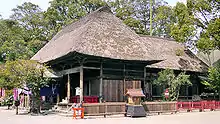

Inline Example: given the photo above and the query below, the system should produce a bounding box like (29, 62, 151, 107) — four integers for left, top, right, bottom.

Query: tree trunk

(30, 91, 41, 115)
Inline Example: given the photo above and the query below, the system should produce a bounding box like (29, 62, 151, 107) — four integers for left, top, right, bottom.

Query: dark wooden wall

(90, 80, 141, 102)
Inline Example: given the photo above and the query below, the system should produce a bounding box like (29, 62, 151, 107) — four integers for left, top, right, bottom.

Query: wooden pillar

(27, 95, 30, 108)
(186, 86, 189, 100)
(144, 67, 147, 91)
(67, 74, 70, 102)
(89, 80, 91, 96)
(144, 67, 148, 100)
(80, 65, 84, 103)
(150, 83, 153, 101)
(133, 81, 136, 89)
(57, 94, 60, 103)
(99, 62, 103, 103)
(123, 64, 126, 101)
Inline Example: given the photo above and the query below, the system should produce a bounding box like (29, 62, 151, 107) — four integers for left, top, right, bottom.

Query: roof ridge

(139, 35, 176, 42)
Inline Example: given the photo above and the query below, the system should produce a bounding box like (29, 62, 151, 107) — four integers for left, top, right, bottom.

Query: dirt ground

(0, 107, 218, 124)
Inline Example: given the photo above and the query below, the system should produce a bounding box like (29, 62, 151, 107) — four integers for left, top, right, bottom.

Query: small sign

(42, 96, 46, 101)
(75, 87, 81, 96)
(164, 89, 169, 98)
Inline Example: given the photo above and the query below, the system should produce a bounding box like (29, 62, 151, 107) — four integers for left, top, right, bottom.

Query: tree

(154, 69, 192, 101)
(187, 0, 220, 66)
(134, 0, 168, 35)
(44, 0, 106, 39)
(109, 0, 145, 34)
(110, 0, 168, 35)
(0, 20, 26, 62)
(0, 60, 51, 114)
(10, 2, 47, 41)
(154, 5, 173, 38)
(202, 64, 220, 99)
(169, 2, 195, 43)
(0, 19, 44, 62)
(197, 18, 220, 52)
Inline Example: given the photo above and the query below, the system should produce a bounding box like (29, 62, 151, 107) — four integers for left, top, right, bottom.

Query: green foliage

(110, 0, 168, 35)
(0, 60, 51, 113)
(42, 0, 106, 40)
(0, 60, 50, 89)
(202, 64, 220, 93)
(187, 0, 220, 53)
(154, 5, 173, 37)
(197, 18, 220, 52)
(154, 69, 192, 101)
(109, 0, 145, 34)
(10, 2, 47, 41)
(175, 49, 184, 56)
(170, 2, 195, 43)
(0, 19, 45, 62)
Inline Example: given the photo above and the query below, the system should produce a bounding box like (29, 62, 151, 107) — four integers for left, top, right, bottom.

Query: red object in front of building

(70, 96, 98, 103)
(72, 107, 84, 119)
(176, 100, 220, 112)
(164, 89, 169, 99)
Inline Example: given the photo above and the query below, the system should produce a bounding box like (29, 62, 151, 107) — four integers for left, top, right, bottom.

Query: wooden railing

(83, 102, 126, 117)
(177, 100, 220, 112)
(142, 102, 177, 114)
(56, 100, 220, 117)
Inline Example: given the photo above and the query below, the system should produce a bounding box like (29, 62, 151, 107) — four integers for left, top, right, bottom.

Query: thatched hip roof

(31, 7, 155, 63)
(141, 36, 207, 72)
(31, 6, 207, 72)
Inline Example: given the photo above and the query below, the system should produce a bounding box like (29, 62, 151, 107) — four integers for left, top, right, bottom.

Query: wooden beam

(99, 62, 103, 103)
(83, 66, 99, 70)
(58, 67, 80, 75)
(80, 65, 84, 103)
(83, 66, 144, 73)
(67, 74, 70, 103)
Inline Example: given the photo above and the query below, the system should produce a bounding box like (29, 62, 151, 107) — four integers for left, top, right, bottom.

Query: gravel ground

(0, 107, 219, 124)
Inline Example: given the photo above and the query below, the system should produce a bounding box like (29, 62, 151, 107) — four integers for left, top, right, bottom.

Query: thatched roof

(125, 89, 145, 97)
(141, 36, 207, 72)
(31, 6, 207, 72)
(31, 6, 155, 63)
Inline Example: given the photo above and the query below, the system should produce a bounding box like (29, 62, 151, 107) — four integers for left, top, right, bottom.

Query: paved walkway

(0, 107, 218, 124)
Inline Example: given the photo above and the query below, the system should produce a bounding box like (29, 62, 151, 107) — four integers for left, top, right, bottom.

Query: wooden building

(31, 6, 207, 103)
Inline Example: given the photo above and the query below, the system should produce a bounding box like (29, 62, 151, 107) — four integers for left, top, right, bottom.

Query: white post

(80, 65, 84, 103)
(67, 74, 70, 103)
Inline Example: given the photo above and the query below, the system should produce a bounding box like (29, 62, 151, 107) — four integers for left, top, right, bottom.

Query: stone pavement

(0, 107, 218, 124)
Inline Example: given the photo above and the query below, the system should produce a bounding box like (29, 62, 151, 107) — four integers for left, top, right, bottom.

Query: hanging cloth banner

(0, 88, 5, 97)
(13, 88, 18, 100)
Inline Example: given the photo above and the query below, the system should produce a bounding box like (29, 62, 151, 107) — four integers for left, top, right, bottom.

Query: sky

(0, 0, 186, 19)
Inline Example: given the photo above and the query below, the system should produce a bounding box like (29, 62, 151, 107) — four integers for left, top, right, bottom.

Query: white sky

(0, 0, 186, 19)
